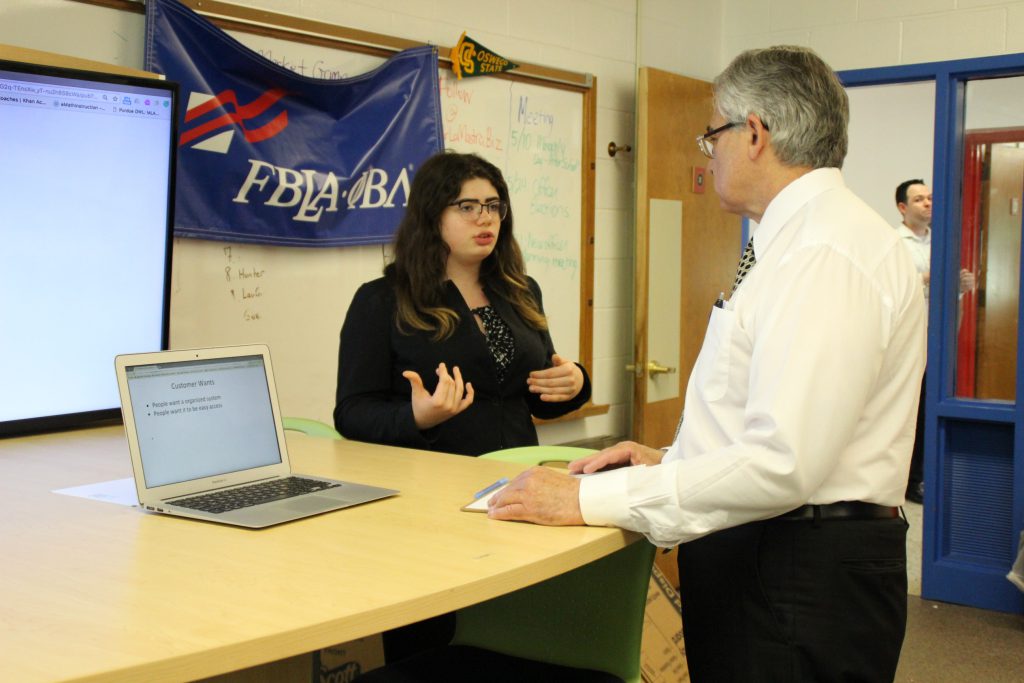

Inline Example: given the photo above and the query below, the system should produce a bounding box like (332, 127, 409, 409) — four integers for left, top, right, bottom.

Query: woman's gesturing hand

(403, 363, 474, 429)
(527, 353, 584, 402)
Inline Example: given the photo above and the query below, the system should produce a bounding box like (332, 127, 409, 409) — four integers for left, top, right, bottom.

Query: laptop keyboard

(173, 476, 340, 514)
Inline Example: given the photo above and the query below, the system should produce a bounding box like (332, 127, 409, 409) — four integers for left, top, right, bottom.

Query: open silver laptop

(115, 345, 397, 528)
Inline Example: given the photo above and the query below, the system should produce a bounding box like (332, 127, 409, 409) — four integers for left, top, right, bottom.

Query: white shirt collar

(896, 222, 930, 243)
(750, 167, 845, 262)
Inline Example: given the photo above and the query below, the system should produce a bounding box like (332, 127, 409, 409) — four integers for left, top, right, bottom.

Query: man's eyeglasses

(696, 119, 770, 159)
(448, 199, 508, 220)
(696, 121, 740, 159)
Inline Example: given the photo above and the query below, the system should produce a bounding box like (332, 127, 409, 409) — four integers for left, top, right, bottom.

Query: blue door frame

(841, 55, 1024, 614)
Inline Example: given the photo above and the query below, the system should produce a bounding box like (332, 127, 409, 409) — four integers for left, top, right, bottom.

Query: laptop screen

(124, 355, 283, 488)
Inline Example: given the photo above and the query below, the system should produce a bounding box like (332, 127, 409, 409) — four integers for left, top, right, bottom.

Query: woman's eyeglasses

(448, 199, 508, 220)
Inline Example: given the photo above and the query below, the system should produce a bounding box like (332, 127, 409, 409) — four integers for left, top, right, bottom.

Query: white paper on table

(54, 477, 139, 507)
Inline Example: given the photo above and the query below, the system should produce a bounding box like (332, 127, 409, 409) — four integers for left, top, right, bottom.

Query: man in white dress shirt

(896, 179, 933, 505)
(894, 179, 974, 504)
(895, 179, 933, 296)
(489, 45, 926, 681)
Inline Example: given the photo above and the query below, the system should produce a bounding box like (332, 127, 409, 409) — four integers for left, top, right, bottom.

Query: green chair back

(282, 417, 342, 439)
(453, 445, 656, 683)
(479, 444, 596, 466)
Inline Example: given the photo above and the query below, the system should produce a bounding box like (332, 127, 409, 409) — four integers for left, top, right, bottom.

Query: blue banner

(144, 0, 443, 247)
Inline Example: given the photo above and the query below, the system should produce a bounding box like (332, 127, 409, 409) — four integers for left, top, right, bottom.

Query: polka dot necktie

(731, 236, 756, 294)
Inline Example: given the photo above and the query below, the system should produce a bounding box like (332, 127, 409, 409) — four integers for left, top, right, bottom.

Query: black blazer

(334, 276, 591, 456)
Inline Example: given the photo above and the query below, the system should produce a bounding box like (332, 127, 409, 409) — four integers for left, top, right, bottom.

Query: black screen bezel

(0, 58, 179, 438)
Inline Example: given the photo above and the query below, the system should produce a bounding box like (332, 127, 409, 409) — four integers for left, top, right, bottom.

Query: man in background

(895, 179, 933, 298)
(895, 179, 975, 504)
(489, 45, 925, 681)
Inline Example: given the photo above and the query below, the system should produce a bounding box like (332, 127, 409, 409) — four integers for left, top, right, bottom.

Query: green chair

(479, 444, 597, 466)
(445, 445, 656, 683)
(282, 416, 342, 439)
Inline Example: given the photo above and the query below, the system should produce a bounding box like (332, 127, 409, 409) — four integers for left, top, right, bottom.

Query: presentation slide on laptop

(126, 356, 282, 488)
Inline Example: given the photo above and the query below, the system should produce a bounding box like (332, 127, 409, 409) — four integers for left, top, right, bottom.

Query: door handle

(646, 360, 676, 378)
(625, 360, 677, 378)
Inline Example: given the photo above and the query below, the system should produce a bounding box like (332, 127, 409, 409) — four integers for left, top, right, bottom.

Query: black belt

(776, 501, 899, 522)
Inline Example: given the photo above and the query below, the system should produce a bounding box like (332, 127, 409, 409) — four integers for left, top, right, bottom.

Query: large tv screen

(0, 59, 178, 436)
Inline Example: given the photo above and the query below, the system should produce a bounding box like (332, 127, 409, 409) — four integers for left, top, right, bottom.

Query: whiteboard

(167, 29, 588, 424)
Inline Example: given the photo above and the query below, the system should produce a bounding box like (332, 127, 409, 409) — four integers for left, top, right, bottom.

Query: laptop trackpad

(283, 497, 346, 513)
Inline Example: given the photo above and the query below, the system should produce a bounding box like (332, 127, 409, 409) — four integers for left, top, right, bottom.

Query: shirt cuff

(579, 466, 642, 528)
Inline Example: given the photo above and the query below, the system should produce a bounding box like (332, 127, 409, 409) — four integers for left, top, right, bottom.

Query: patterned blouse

(471, 305, 515, 384)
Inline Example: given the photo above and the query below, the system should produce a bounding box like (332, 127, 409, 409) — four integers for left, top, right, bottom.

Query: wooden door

(631, 68, 741, 446)
(975, 143, 1024, 399)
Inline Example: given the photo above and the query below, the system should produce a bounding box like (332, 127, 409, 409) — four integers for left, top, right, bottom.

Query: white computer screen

(0, 60, 177, 435)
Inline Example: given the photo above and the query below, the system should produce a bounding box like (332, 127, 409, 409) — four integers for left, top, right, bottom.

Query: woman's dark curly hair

(386, 151, 546, 339)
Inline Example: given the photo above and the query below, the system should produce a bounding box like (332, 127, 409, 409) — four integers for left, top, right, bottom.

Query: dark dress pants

(382, 613, 455, 663)
(676, 515, 909, 682)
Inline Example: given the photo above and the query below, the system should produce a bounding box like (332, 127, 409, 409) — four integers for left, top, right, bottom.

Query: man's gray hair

(714, 45, 849, 169)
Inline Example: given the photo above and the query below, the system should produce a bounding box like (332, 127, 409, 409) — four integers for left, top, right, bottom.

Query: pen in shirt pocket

(713, 291, 725, 309)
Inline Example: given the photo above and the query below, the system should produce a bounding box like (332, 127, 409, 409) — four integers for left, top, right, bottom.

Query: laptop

(115, 345, 397, 528)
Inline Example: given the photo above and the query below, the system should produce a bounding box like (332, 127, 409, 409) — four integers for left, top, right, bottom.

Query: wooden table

(0, 426, 636, 682)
